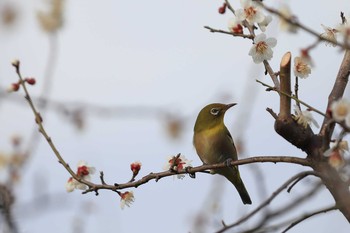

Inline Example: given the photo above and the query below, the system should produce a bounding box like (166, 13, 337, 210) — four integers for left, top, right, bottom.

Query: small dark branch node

(100, 171, 106, 185)
(266, 108, 278, 120)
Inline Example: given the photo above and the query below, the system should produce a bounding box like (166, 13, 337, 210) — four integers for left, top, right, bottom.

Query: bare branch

(279, 52, 292, 120)
(204, 26, 254, 39)
(320, 50, 350, 141)
(216, 171, 319, 233)
(257, 2, 350, 50)
(282, 205, 337, 233)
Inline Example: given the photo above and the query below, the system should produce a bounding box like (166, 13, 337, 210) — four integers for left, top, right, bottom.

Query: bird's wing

(226, 128, 234, 144)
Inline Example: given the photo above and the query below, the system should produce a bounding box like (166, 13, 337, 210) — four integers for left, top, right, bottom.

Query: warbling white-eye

(193, 103, 252, 205)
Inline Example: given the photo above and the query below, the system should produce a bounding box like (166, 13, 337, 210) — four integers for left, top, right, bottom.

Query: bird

(193, 103, 252, 205)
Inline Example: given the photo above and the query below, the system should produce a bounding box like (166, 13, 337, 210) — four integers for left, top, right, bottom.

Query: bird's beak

(225, 103, 237, 111)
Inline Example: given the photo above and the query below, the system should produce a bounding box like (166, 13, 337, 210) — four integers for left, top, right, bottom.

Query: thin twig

(216, 171, 319, 233)
(224, 0, 235, 15)
(204, 26, 254, 39)
(256, 1, 350, 50)
(281, 205, 338, 233)
(256, 79, 326, 117)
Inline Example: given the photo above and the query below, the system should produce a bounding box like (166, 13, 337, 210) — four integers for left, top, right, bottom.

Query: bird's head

(194, 103, 237, 132)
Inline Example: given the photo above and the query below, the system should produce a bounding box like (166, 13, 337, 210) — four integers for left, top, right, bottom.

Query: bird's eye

(210, 108, 220, 116)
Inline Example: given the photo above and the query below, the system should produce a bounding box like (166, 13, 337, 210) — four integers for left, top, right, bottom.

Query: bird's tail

(234, 176, 252, 205)
(220, 167, 252, 205)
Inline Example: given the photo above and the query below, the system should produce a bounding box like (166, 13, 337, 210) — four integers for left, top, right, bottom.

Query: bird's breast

(193, 125, 233, 164)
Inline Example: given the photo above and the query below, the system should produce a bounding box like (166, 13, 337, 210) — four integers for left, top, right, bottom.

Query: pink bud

(25, 77, 36, 85)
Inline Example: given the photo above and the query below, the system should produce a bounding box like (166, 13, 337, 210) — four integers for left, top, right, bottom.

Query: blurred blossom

(320, 24, 338, 47)
(71, 109, 85, 131)
(11, 134, 22, 148)
(164, 115, 184, 140)
(293, 56, 311, 78)
(324, 141, 348, 170)
(1, 3, 18, 27)
(236, 0, 265, 26)
(258, 15, 272, 32)
(337, 20, 350, 45)
(0, 153, 9, 169)
(37, 0, 64, 33)
(279, 4, 298, 33)
(293, 105, 319, 128)
(228, 17, 243, 34)
(330, 98, 350, 122)
(300, 49, 314, 67)
(328, 150, 345, 170)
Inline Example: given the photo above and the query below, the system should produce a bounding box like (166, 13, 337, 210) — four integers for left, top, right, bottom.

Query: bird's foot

(224, 158, 233, 167)
(185, 166, 196, 178)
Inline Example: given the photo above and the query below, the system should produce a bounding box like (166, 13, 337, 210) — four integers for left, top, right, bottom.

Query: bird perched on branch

(193, 103, 252, 205)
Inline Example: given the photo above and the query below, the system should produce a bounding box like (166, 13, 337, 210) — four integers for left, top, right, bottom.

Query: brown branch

(281, 205, 338, 233)
(12, 61, 93, 189)
(224, 0, 235, 15)
(263, 60, 280, 90)
(204, 26, 254, 39)
(320, 50, 350, 141)
(279, 52, 292, 120)
(257, 2, 350, 50)
(86, 156, 310, 193)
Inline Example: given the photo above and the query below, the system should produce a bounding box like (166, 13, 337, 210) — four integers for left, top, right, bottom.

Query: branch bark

(320, 50, 350, 144)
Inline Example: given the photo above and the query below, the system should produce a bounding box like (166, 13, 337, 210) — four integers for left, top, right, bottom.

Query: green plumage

(193, 103, 252, 205)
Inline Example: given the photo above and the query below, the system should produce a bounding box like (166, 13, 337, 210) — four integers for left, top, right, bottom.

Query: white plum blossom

(330, 98, 350, 122)
(236, 0, 265, 26)
(258, 15, 272, 32)
(228, 17, 243, 34)
(65, 160, 96, 192)
(65, 177, 87, 192)
(324, 141, 348, 170)
(120, 191, 135, 209)
(337, 22, 350, 45)
(320, 24, 338, 47)
(163, 155, 192, 179)
(293, 57, 311, 78)
(248, 33, 277, 64)
(294, 105, 319, 128)
(279, 4, 298, 33)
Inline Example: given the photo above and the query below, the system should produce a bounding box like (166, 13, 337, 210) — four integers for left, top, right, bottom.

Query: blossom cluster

(163, 154, 192, 179)
(226, 0, 277, 64)
(320, 19, 350, 47)
(65, 161, 96, 192)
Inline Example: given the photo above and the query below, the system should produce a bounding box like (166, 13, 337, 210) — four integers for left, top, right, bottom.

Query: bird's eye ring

(210, 108, 220, 116)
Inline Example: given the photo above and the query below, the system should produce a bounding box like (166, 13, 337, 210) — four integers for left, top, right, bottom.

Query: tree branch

(281, 205, 338, 233)
(320, 50, 350, 143)
(279, 52, 292, 120)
